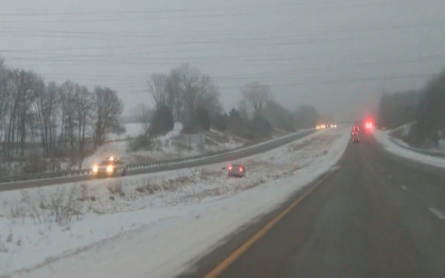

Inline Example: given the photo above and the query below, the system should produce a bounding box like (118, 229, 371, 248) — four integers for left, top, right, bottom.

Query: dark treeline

(378, 68, 445, 146)
(142, 64, 321, 143)
(0, 57, 125, 171)
(1, 59, 323, 172)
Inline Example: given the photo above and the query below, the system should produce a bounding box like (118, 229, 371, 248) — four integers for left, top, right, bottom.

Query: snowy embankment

(0, 127, 349, 278)
(84, 123, 246, 167)
(373, 130, 445, 169)
(83, 123, 183, 167)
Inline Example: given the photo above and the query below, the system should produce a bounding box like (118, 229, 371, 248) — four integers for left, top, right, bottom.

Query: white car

(91, 157, 126, 177)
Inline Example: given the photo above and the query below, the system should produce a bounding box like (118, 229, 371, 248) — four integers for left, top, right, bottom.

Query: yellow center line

(203, 170, 336, 278)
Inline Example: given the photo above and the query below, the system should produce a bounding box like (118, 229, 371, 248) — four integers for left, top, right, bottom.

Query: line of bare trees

(0, 57, 125, 172)
(143, 65, 321, 140)
(236, 81, 322, 137)
(144, 64, 223, 134)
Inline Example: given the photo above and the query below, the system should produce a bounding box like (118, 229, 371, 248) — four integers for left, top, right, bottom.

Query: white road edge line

(428, 207, 445, 220)
(400, 186, 408, 191)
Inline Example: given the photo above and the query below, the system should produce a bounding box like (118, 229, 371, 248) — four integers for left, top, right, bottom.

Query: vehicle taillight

(239, 166, 244, 172)
(228, 166, 232, 171)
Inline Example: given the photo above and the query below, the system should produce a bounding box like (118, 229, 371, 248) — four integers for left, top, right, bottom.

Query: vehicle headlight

(106, 165, 114, 173)
(92, 165, 98, 173)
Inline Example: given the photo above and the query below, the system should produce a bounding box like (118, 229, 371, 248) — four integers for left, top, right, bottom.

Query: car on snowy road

(226, 163, 246, 178)
(91, 157, 127, 178)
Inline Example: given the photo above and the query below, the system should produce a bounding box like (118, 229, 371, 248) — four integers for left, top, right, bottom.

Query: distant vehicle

(380, 126, 387, 130)
(91, 156, 126, 178)
(326, 122, 337, 128)
(352, 136, 360, 143)
(364, 121, 374, 130)
(351, 125, 360, 136)
(227, 163, 246, 178)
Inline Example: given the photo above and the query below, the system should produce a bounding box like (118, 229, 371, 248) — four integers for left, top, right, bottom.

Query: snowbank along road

(0, 127, 349, 278)
(373, 129, 445, 174)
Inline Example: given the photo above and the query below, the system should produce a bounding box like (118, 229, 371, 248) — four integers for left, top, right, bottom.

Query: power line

(0, 21, 442, 42)
(6, 52, 445, 67)
(70, 73, 435, 96)
(0, 1, 399, 17)
(39, 72, 439, 93)
(0, 0, 441, 24)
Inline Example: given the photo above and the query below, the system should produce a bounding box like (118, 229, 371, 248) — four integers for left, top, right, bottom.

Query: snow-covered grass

(387, 122, 445, 152)
(0, 127, 350, 278)
(160, 123, 183, 140)
(388, 122, 414, 139)
(373, 130, 445, 169)
(107, 123, 146, 141)
(84, 122, 247, 166)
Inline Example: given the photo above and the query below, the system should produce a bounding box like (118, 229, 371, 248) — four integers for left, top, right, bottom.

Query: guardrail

(388, 137, 445, 159)
(0, 169, 92, 183)
(0, 132, 302, 183)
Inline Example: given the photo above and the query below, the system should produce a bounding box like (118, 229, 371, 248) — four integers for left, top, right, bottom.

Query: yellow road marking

(203, 171, 335, 278)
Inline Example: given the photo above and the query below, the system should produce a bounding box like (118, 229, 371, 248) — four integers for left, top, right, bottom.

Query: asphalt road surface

(178, 131, 445, 278)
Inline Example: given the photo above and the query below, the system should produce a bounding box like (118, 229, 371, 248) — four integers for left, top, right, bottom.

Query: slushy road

(179, 131, 445, 278)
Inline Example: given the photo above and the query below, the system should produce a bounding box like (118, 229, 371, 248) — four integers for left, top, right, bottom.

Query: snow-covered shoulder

(1, 127, 350, 278)
(372, 130, 445, 169)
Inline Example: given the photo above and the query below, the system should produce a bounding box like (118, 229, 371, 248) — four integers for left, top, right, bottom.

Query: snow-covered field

(373, 130, 445, 169)
(0, 127, 350, 278)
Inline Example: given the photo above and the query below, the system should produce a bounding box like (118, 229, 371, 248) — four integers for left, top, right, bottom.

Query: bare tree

(237, 99, 249, 121)
(136, 104, 153, 134)
(178, 64, 201, 125)
(34, 81, 59, 155)
(263, 100, 294, 131)
(92, 86, 125, 149)
(5, 70, 40, 157)
(59, 81, 76, 153)
(195, 74, 222, 118)
(147, 73, 168, 109)
(73, 84, 94, 156)
(166, 64, 221, 126)
(242, 81, 272, 116)
(0, 57, 127, 173)
(0, 59, 12, 151)
(47, 82, 60, 152)
(166, 67, 185, 122)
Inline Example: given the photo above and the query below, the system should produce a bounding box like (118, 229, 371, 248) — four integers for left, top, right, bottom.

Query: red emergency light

(365, 121, 373, 130)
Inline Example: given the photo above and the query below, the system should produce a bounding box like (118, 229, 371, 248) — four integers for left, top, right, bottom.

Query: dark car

(352, 136, 360, 143)
(227, 163, 246, 178)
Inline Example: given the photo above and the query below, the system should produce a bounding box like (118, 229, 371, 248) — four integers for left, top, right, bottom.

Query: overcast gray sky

(1, 0, 445, 121)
